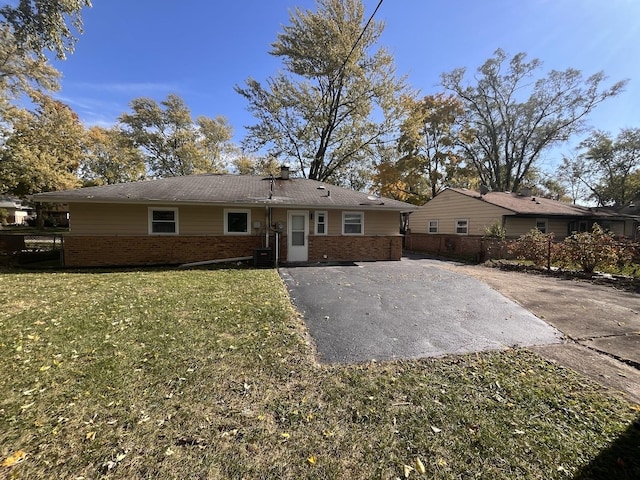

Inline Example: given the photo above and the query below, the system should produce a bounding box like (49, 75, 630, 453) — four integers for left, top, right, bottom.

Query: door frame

(287, 210, 309, 262)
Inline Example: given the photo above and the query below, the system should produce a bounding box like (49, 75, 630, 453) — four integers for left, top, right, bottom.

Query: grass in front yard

(0, 267, 638, 479)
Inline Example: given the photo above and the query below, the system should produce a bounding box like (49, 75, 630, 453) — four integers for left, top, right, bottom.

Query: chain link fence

(0, 233, 64, 266)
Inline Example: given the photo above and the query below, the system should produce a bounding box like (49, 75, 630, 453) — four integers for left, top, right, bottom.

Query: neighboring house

(30, 168, 416, 267)
(410, 187, 636, 239)
(0, 195, 32, 225)
(40, 203, 70, 228)
(612, 201, 640, 238)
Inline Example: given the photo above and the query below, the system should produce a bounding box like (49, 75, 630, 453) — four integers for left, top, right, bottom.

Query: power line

(338, 0, 385, 76)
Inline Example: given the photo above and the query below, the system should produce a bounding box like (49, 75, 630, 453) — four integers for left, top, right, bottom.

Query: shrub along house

(406, 187, 636, 258)
(30, 167, 415, 267)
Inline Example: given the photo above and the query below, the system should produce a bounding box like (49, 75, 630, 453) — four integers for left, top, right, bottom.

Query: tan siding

(609, 221, 625, 237)
(70, 204, 268, 236)
(270, 209, 287, 224)
(69, 204, 400, 237)
(623, 219, 636, 238)
(504, 217, 532, 237)
(180, 206, 267, 235)
(364, 210, 400, 235)
(505, 217, 567, 238)
(274, 209, 400, 236)
(548, 219, 568, 238)
(179, 205, 220, 234)
(410, 190, 510, 235)
(70, 203, 148, 235)
(503, 217, 559, 238)
(326, 210, 342, 235)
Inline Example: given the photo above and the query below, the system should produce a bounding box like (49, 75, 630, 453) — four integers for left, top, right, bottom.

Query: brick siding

(63, 234, 403, 267)
(63, 236, 263, 267)
(404, 232, 510, 262)
(308, 235, 402, 262)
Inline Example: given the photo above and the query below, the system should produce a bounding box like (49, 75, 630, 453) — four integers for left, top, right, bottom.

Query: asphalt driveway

(279, 257, 562, 363)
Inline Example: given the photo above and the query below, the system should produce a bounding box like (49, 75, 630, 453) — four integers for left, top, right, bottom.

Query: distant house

(0, 195, 32, 225)
(409, 187, 637, 240)
(30, 168, 416, 267)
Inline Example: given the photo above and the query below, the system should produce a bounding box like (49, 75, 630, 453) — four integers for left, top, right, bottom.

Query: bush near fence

(405, 229, 640, 276)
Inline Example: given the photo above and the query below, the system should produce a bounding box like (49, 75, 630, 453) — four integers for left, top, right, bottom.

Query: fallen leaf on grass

(307, 455, 317, 465)
(2, 450, 27, 467)
(414, 457, 426, 474)
(85, 431, 96, 441)
(102, 451, 127, 471)
(403, 464, 414, 477)
(430, 425, 442, 434)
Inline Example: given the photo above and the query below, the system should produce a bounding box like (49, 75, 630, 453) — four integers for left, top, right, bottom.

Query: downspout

(266, 205, 279, 267)
(265, 206, 270, 248)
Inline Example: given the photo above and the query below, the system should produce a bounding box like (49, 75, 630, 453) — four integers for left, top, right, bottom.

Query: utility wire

(281, 0, 385, 178)
(337, 0, 385, 78)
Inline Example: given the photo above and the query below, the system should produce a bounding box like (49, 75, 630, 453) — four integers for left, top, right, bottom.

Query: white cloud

(54, 94, 124, 127)
(67, 81, 179, 94)
(54, 81, 186, 126)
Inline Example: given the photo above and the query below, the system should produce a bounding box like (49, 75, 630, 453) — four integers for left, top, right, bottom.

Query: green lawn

(0, 267, 638, 479)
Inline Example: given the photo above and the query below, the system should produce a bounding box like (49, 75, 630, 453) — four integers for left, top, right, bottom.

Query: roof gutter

(26, 196, 415, 211)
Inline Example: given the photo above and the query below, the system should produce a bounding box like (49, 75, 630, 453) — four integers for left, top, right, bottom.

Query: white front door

(287, 211, 308, 262)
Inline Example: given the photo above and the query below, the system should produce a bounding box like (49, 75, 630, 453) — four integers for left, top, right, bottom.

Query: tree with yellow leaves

(0, 93, 83, 196)
(374, 93, 475, 205)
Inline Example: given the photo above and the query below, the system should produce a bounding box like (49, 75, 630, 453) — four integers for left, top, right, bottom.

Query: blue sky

(52, 0, 640, 169)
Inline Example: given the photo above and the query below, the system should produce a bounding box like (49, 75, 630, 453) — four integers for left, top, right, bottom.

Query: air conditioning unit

(253, 248, 273, 268)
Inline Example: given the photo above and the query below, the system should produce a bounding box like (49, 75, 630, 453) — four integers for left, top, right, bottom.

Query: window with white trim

(148, 207, 178, 235)
(455, 219, 468, 235)
(224, 209, 251, 235)
(535, 218, 548, 233)
(315, 211, 327, 235)
(428, 220, 439, 234)
(342, 211, 363, 235)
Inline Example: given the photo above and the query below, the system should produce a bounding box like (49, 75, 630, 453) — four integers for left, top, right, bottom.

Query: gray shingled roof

(30, 174, 416, 211)
(448, 188, 626, 219)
